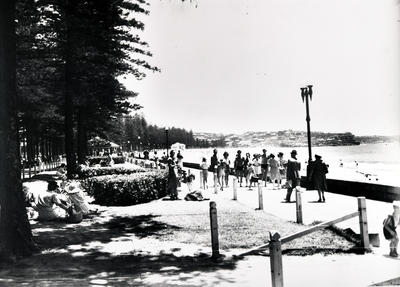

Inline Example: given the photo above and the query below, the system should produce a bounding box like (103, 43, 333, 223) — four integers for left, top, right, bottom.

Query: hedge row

(87, 156, 126, 165)
(84, 170, 168, 206)
(77, 165, 145, 178)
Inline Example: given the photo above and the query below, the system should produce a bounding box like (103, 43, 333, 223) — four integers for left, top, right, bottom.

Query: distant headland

(194, 130, 399, 148)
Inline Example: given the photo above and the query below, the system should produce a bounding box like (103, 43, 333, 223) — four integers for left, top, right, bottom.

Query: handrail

(238, 211, 359, 256)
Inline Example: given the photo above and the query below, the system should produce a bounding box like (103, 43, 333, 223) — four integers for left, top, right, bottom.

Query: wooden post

(199, 171, 203, 189)
(357, 197, 369, 251)
(209, 201, 220, 258)
(296, 187, 303, 224)
(257, 182, 263, 210)
(269, 231, 284, 287)
(233, 178, 237, 200)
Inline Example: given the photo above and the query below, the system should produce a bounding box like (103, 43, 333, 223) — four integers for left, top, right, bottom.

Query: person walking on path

(243, 152, 251, 187)
(210, 149, 219, 188)
(217, 159, 226, 191)
(200, 157, 209, 189)
(234, 150, 245, 187)
(167, 150, 179, 200)
(223, 151, 230, 187)
(384, 201, 400, 257)
(308, 154, 329, 202)
(268, 154, 279, 189)
(253, 154, 262, 178)
(261, 149, 269, 186)
(246, 163, 255, 190)
(277, 152, 286, 187)
(285, 150, 301, 202)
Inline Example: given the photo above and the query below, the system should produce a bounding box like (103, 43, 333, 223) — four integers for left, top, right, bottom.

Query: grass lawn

(113, 191, 357, 254)
(0, 180, 360, 286)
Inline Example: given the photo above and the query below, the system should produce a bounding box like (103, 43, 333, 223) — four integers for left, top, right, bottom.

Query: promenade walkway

(3, 169, 398, 286)
(181, 169, 400, 286)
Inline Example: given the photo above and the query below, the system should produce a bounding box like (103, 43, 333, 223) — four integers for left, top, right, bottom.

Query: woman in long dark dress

(167, 151, 178, 200)
(309, 154, 328, 202)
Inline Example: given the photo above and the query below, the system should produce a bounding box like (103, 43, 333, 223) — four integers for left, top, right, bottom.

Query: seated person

(25, 187, 71, 221)
(64, 182, 90, 215)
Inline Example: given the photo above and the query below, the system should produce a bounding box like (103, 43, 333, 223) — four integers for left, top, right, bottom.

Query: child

(384, 201, 400, 257)
(200, 158, 209, 189)
(185, 170, 195, 192)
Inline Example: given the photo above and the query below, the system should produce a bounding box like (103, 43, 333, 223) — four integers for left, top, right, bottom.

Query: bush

(84, 170, 168, 206)
(87, 156, 126, 166)
(77, 165, 145, 179)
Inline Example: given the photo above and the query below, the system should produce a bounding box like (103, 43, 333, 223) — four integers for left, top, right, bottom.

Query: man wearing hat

(284, 150, 301, 202)
(234, 150, 245, 187)
(308, 154, 329, 202)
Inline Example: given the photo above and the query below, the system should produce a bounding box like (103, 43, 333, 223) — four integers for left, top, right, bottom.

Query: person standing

(268, 154, 279, 189)
(246, 163, 255, 190)
(253, 154, 262, 179)
(210, 149, 219, 188)
(308, 154, 329, 202)
(261, 149, 269, 186)
(285, 150, 301, 202)
(200, 157, 209, 189)
(217, 159, 226, 190)
(222, 151, 230, 187)
(384, 201, 400, 257)
(234, 150, 245, 187)
(167, 150, 179, 200)
(277, 152, 286, 187)
(243, 153, 251, 187)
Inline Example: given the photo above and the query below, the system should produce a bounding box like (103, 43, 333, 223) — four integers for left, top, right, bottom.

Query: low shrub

(84, 170, 168, 206)
(77, 165, 145, 179)
(87, 156, 126, 166)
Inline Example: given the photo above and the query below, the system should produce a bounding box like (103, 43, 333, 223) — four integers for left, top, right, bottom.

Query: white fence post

(233, 178, 238, 200)
(296, 187, 303, 224)
(357, 197, 369, 251)
(257, 182, 263, 210)
(269, 231, 284, 287)
(209, 201, 220, 259)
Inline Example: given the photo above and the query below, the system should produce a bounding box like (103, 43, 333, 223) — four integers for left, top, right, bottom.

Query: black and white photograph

(0, 0, 399, 286)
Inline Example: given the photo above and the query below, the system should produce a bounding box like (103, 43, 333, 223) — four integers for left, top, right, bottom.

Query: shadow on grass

(0, 213, 239, 286)
(30, 212, 183, 249)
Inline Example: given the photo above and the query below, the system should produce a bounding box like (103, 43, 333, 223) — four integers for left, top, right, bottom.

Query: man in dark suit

(285, 150, 301, 202)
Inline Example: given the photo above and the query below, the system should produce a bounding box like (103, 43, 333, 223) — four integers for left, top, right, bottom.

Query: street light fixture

(301, 85, 313, 164)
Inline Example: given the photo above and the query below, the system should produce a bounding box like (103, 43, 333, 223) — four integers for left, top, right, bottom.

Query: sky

(123, 0, 400, 136)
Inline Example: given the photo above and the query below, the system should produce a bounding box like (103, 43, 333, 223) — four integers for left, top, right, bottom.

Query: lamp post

(301, 85, 313, 163)
(165, 128, 169, 157)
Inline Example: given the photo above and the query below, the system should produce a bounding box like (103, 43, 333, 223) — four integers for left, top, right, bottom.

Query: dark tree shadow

(0, 213, 240, 286)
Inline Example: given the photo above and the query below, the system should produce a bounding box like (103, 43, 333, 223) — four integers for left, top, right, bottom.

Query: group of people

(198, 148, 329, 203)
(166, 150, 185, 200)
(24, 164, 91, 222)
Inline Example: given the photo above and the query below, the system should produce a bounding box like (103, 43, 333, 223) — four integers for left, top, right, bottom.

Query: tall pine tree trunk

(64, 0, 77, 177)
(77, 108, 88, 164)
(0, 0, 35, 261)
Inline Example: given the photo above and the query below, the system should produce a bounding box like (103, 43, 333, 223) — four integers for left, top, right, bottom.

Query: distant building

(171, 142, 186, 151)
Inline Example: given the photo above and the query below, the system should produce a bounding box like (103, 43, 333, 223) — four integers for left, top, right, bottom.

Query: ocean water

(176, 143, 400, 187)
